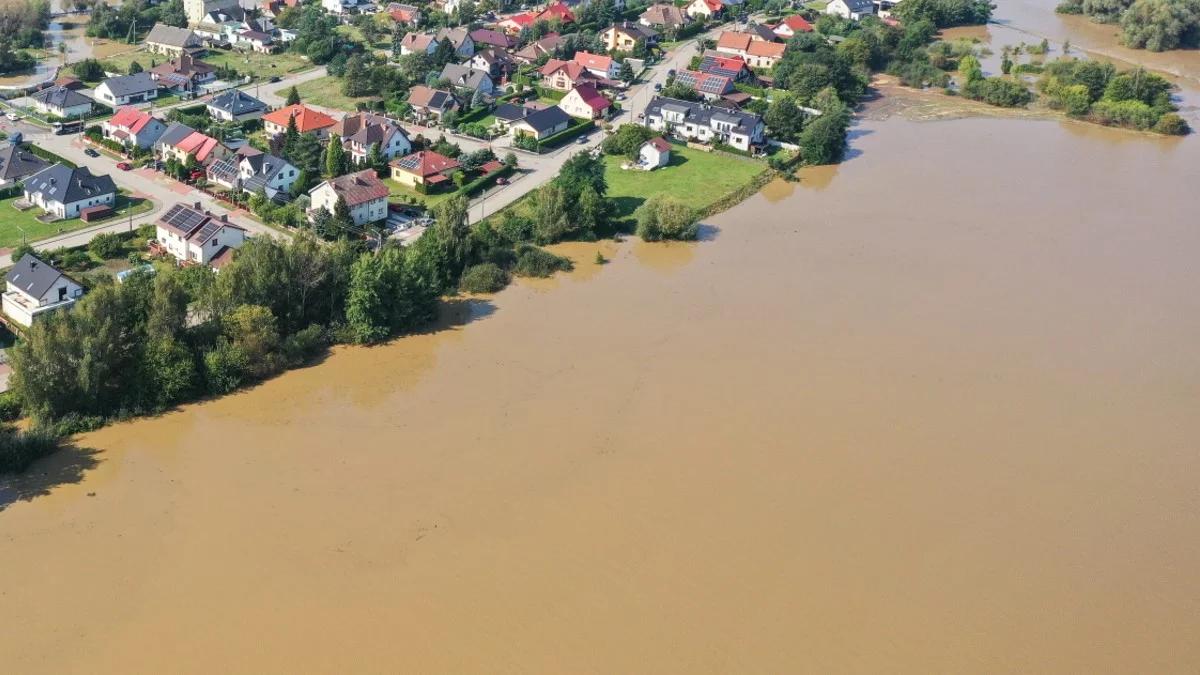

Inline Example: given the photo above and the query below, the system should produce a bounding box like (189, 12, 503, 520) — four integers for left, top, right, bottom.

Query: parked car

(188, 169, 205, 180)
(653, 83, 662, 91)
(667, 69, 675, 77)
(575, 136, 588, 145)
(269, 76, 281, 83)
(84, 148, 100, 157)
(495, 176, 508, 185)
(4, 112, 18, 121)
(116, 161, 132, 170)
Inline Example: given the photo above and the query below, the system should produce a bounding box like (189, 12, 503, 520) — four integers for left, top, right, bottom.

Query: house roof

(317, 169, 389, 206)
(607, 21, 658, 41)
(716, 31, 753, 51)
(776, 14, 814, 32)
(31, 86, 92, 109)
(145, 23, 198, 48)
(435, 27, 471, 48)
(693, 0, 723, 12)
(261, 104, 336, 133)
(240, 29, 272, 42)
(0, 143, 49, 181)
(407, 85, 456, 111)
(569, 83, 609, 111)
(391, 150, 460, 178)
(401, 32, 435, 51)
(440, 63, 492, 91)
(838, 0, 876, 11)
(640, 3, 687, 27)
(99, 72, 159, 97)
(5, 254, 73, 300)
(517, 105, 571, 133)
(149, 53, 214, 80)
(53, 75, 84, 90)
(207, 89, 268, 115)
(108, 106, 161, 134)
(158, 122, 196, 148)
(334, 112, 409, 148)
(539, 58, 589, 81)
(157, 202, 246, 243)
(388, 3, 421, 22)
(644, 136, 671, 152)
(646, 96, 762, 135)
(472, 48, 513, 67)
(469, 28, 514, 48)
(536, 2, 575, 22)
(673, 69, 734, 95)
(698, 54, 750, 79)
(746, 40, 786, 58)
(493, 102, 528, 122)
(23, 164, 116, 204)
(171, 130, 224, 162)
(573, 51, 612, 72)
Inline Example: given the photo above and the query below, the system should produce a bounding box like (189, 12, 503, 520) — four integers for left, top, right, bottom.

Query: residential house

(510, 105, 571, 140)
(497, 11, 536, 34)
(406, 85, 459, 122)
(103, 107, 168, 150)
(207, 147, 299, 202)
(185, 0, 238, 26)
(307, 170, 389, 226)
(644, 96, 765, 151)
(434, 27, 475, 58)
(157, 123, 228, 165)
(490, 101, 530, 132)
(149, 53, 217, 93)
(697, 54, 754, 82)
(333, 112, 412, 162)
(469, 28, 514, 50)
(574, 51, 618, 80)
(261, 104, 337, 139)
(715, 31, 786, 68)
(399, 32, 437, 56)
(744, 22, 779, 42)
(3, 255, 84, 327)
(0, 142, 49, 186)
(144, 23, 203, 57)
(206, 89, 269, 122)
(560, 83, 610, 119)
(236, 29, 276, 53)
(52, 75, 85, 90)
(825, 0, 875, 19)
(30, 86, 94, 118)
(389, 150, 460, 189)
(387, 3, 422, 24)
(672, 69, 734, 99)
(539, 59, 596, 92)
(468, 48, 514, 81)
(639, 4, 687, 31)
(431, 0, 461, 15)
(773, 14, 814, 38)
(639, 136, 671, 169)
(94, 73, 160, 106)
(22, 163, 117, 221)
(601, 21, 658, 52)
(439, 63, 494, 96)
(686, 0, 724, 20)
(499, 3, 575, 33)
(155, 201, 247, 267)
(512, 33, 565, 64)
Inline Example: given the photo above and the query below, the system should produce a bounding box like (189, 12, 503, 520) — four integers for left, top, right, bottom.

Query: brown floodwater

(2, 113, 1199, 672)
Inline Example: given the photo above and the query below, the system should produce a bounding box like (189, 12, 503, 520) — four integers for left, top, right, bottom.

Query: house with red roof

(539, 58, 596, 92)
(389, 150, 461, 190)
(715, 31, 787, 68)
(773, 14, 814, 38)
(560, 83, 611, 120)
(102, 107, 168, 150)
(573, 51, 618, 79)
(158, 124, 229, 166)
(536, 2, 575, 24)
(308, 170, 390, 226)
(639, 136, 672, 169)
(686, 0, 725, 20)
(497, 11, 536, 34)
(262, 104, 338, 139)
(499, 2, 575, 33)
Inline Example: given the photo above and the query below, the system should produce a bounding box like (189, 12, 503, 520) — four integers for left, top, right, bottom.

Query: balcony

(2, 291, 76, 328)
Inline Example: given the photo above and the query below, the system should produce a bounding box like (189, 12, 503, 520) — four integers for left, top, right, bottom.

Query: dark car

(653, 82, 662, 91)
(667, 69, 675, 77)
(269, 76, 281, 83)
(84, 148, 100, 157)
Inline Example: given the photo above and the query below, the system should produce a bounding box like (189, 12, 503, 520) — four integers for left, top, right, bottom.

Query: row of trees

(1038, 59, 1190, 133)
(87, 0, 185, 41)
(1058, 0, 1200, 52)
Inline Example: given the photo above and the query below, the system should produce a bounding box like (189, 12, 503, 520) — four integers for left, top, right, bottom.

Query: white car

(4, 112, 18, 121)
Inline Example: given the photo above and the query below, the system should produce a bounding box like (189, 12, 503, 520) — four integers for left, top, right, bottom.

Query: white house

(155, 201, 248, 268)
(644, 96, 765, 152)
(2, 254, 84, 327)
(207, 148, 299, 202)
(333, 112, 412, 163)
(307, 170, 390, 226)
(573, 51, 618, 80)
(103, 107, 168, 150)
(639, 136, 671, 169)
(94, 73, 160, 106)
(30, 86, 94, 118)
(560, 83, 611, 120)
(22, 164, 117, 221)
(825, 0, 875, 19)
(509, 105, 572, 140)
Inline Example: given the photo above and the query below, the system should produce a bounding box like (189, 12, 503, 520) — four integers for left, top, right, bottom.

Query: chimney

(221, 214, 228, 223)
(194, 201, 202, 210)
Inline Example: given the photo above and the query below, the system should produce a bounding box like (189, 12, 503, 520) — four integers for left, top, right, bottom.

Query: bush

(635, 194, 700, 242)
(203, 340, 248, 394)
(513, 244, 573, 278)
(459, 262, 510, 293)
(0, 390, 22, 422)
(962, 77, 1034, 107)
(281, 324, 328, 366)
(0, 426, 61, 474)
(88, 232, 126, 259)
(602, 124, 656, 158)
(1152, 112, 1191, 135)
(1089, 98, 1159, 129)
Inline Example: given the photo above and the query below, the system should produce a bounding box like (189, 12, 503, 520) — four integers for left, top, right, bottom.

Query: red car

(116, 161, 132, 171)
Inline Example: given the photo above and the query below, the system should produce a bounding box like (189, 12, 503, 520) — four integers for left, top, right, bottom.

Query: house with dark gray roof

(644, 96, 764, 152)
(154, 201, 247, 267)
(30, 86, 95, 118)
(2, 254, 83, 327)
(207, 147, 298, 203)
(206, 89, 268, 122)
(94, 72, 160, 106)
(22, 164, 117, 221)
(0, 142, 50, 186)
(145, 23, 202, 57)
(825, 0, 875, 19)
(509, 105, 572, 140)
(439, 63, 494, 95)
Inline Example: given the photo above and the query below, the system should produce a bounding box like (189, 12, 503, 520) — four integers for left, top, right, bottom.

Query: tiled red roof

(778, 15, 814, 32)
(717, 31, 752, 51)
(109, 106, 159, 134)
(174, 131, 223, 162)
(324, 169, 389, 206)
(646, 136, 671, 152)
(262, 104, 336, 133)
(536, 2, 575, 22)
(747, 41, 786, 58)
(540, 58, 588, 81)
(571, 83, 610, 111)
(390, 150, 461, 178)
(573, 51, 612, 72)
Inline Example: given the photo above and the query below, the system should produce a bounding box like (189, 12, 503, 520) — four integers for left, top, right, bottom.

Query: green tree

(158, 0, 187, 27)
(958, 53, 983, 82)
(635, 194, 699, 242)
(618, 60, 635, 83)
(325, 134, 348, 177)
(764, 95, 806, 143)
(286, 85, 302, 105)
(798, 111, 850, 165)
(127, 60, 143, 75)
(332, 196, 354, 232)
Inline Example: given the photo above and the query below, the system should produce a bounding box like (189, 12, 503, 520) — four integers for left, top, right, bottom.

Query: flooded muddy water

(3, 113, 1199, 673)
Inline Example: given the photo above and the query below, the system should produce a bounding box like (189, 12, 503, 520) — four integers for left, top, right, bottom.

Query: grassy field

(102, 48, 313, 81)
(387, 179, 457, 209)
(603, 144, 766, 219)
(0, 193, 153, 249)
(282, 75, 376, 112)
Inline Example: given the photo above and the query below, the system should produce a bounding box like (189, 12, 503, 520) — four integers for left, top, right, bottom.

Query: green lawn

(0, 193, 153, 249)
(386, 179, 457, 209)
(282, 75, 376, 113)
(203, 48, 314, 79)
(603, 144, 766, 219)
